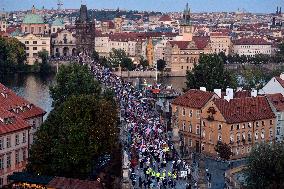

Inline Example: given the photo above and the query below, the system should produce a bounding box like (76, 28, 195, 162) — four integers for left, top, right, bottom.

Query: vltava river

(0, 73, 55, 119)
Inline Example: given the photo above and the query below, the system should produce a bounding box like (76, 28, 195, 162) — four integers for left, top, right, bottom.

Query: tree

(139, 56, 149, 68)
(27, 95, 118, 179)
(0, 37, 26, 73)
(245, 143, 284, 189)
(38, 50, 53, 74)
(214, 141, 232, 160)
(108, 49, 134, 70)
(157, 59, 166, 71)
(240, 67, 266, 90)
(50, 63, 101, 107)
(185, 54, 237, 91)
(92, 50, 100, 62)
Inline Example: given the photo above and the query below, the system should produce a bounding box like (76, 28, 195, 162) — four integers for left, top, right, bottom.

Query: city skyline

(1, 0, 284, 13)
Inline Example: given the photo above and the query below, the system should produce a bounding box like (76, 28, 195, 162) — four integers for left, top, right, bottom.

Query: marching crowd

(90, 60, 195, 189)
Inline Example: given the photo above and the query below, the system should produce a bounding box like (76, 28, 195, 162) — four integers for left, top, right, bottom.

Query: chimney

(251, 89, 258, 97)
(200, 87, 206, 92)
(214, 89, 222, 98)
(224, 95, 230, 102)
(226, 88, 234, 100)
(280, 73, 284, 80)
(236, 87, 243, 92)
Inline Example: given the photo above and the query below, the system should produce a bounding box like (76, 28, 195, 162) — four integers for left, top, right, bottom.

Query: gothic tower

(75, 4, 95, 56)
(179, 3, 194, 41)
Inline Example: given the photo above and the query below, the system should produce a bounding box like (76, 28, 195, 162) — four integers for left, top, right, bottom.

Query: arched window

(261, 129, 265, 139)
(255, 130, 259, 140)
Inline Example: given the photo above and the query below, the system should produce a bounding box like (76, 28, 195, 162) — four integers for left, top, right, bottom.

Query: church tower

(75, 4, 96, 56)
(179, 3, 194, 41)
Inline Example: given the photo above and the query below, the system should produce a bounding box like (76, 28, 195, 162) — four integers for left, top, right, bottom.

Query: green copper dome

(23, 14, 44, 24)
(52, 18, 64, 26)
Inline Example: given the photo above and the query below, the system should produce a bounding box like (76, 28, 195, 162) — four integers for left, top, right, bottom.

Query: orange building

(146, 38, 154, 66)
(172, 89, 276, 159)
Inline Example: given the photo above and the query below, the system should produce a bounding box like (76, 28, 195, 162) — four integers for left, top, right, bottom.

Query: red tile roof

(169, 41, 189, 49)
(192, 36, 211, 49)
(266, 93, 284, 111)
(172, 89, 215, 109)
(214, 96, 275, 124)
(0, 83, 46, 121)
(210, 32, 230, 37)
(159, 15, 172, 22)
(46, 177, 103, 189)
(233, 37, 271, 45)
(234, 90, 251, 98)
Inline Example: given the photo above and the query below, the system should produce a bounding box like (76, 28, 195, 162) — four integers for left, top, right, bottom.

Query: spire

(31, 5, 36, 14)
(182, 3, 191, 25)
(280, 7, 282, 14)
(277, 6, 279, 14)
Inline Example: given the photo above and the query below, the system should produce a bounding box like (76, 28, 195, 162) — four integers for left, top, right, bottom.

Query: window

(0, 157, 3, 169)
(15, 150, 19, 164)
(269, 128, 273, 138)
(218, 124, 222, 130)
(33, 53, 37, 57)
(0, 139, 3, 150)
(242, 124, 245, 129)
(262, 121, 265, 126)
(182, 108, 186, 116)
(261, 129, 265, 139)
(196, 110, 201, 119)
(189, 139, 192, 147)
(241, 147, 245, 154)
(196, 125, 200, 135)
(236, 147, 239, 155)
(15, 134, 19, 145)
(189, 110, 193, 117)
(23, 132, 26, 143)
(218, 133, 222, 141)
(202, 130, 206, 138)
(202, 121, 206, 127)
(255, 130, 259, 140)
(26, 47, 29, 50)
(236, 124, 240, 130)
(31, 27, 34, 33)
(33, 47, 37, 50)
(237, 133, 240, 143)
(247, 146, 251, 153)
(182, 121, 186, 131)
(277, 113, 281, 120)
(42, 41, 46, 44)
(25, 27, 27, 32)
(33, 41, 37, 44)
(248, 122, 252, 128)
(22, 148, 26, 160)
(25, 41, 29, 44)
(277, 127, 281, 135)
(242, 132, 246, 141)
(6, 153, 11, 168)
(270, 120, 273, 125)
(256, 122, 259, 127)
(189, 123, 192, 133)
(231, 125, 234, 131)
(230, 134, 234, 143)
(6, 137, 11, 148)
(39, 27, 41, 33)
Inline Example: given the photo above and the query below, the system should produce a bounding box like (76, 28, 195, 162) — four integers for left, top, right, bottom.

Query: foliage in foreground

(245, 143, 284, 189)
(50, 63, 101, 107)
(27, 95, 118, 179)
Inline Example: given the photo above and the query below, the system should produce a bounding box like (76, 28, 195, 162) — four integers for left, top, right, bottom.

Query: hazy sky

(1, 0, 284, 13)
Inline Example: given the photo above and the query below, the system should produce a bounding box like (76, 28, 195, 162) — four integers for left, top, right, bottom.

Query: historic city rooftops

(266, 93, 284, 111)
(233, 37, 271, 45)
(172, 89, 215, 109)
(0, 83, 46, 120)
(214, 96, 275, 124)
(158, 15, 172, 22)
(22, 14, 45, 24)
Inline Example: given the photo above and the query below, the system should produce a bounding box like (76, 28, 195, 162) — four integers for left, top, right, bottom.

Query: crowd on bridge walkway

(89, 60, 196, 189)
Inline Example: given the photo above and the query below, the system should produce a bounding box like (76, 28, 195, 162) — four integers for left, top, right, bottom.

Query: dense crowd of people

(90, 60, 195, 189)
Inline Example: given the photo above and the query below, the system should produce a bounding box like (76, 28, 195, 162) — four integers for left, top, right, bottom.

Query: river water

(0, 73, 186, 119)
(0, 73, 55, 119)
